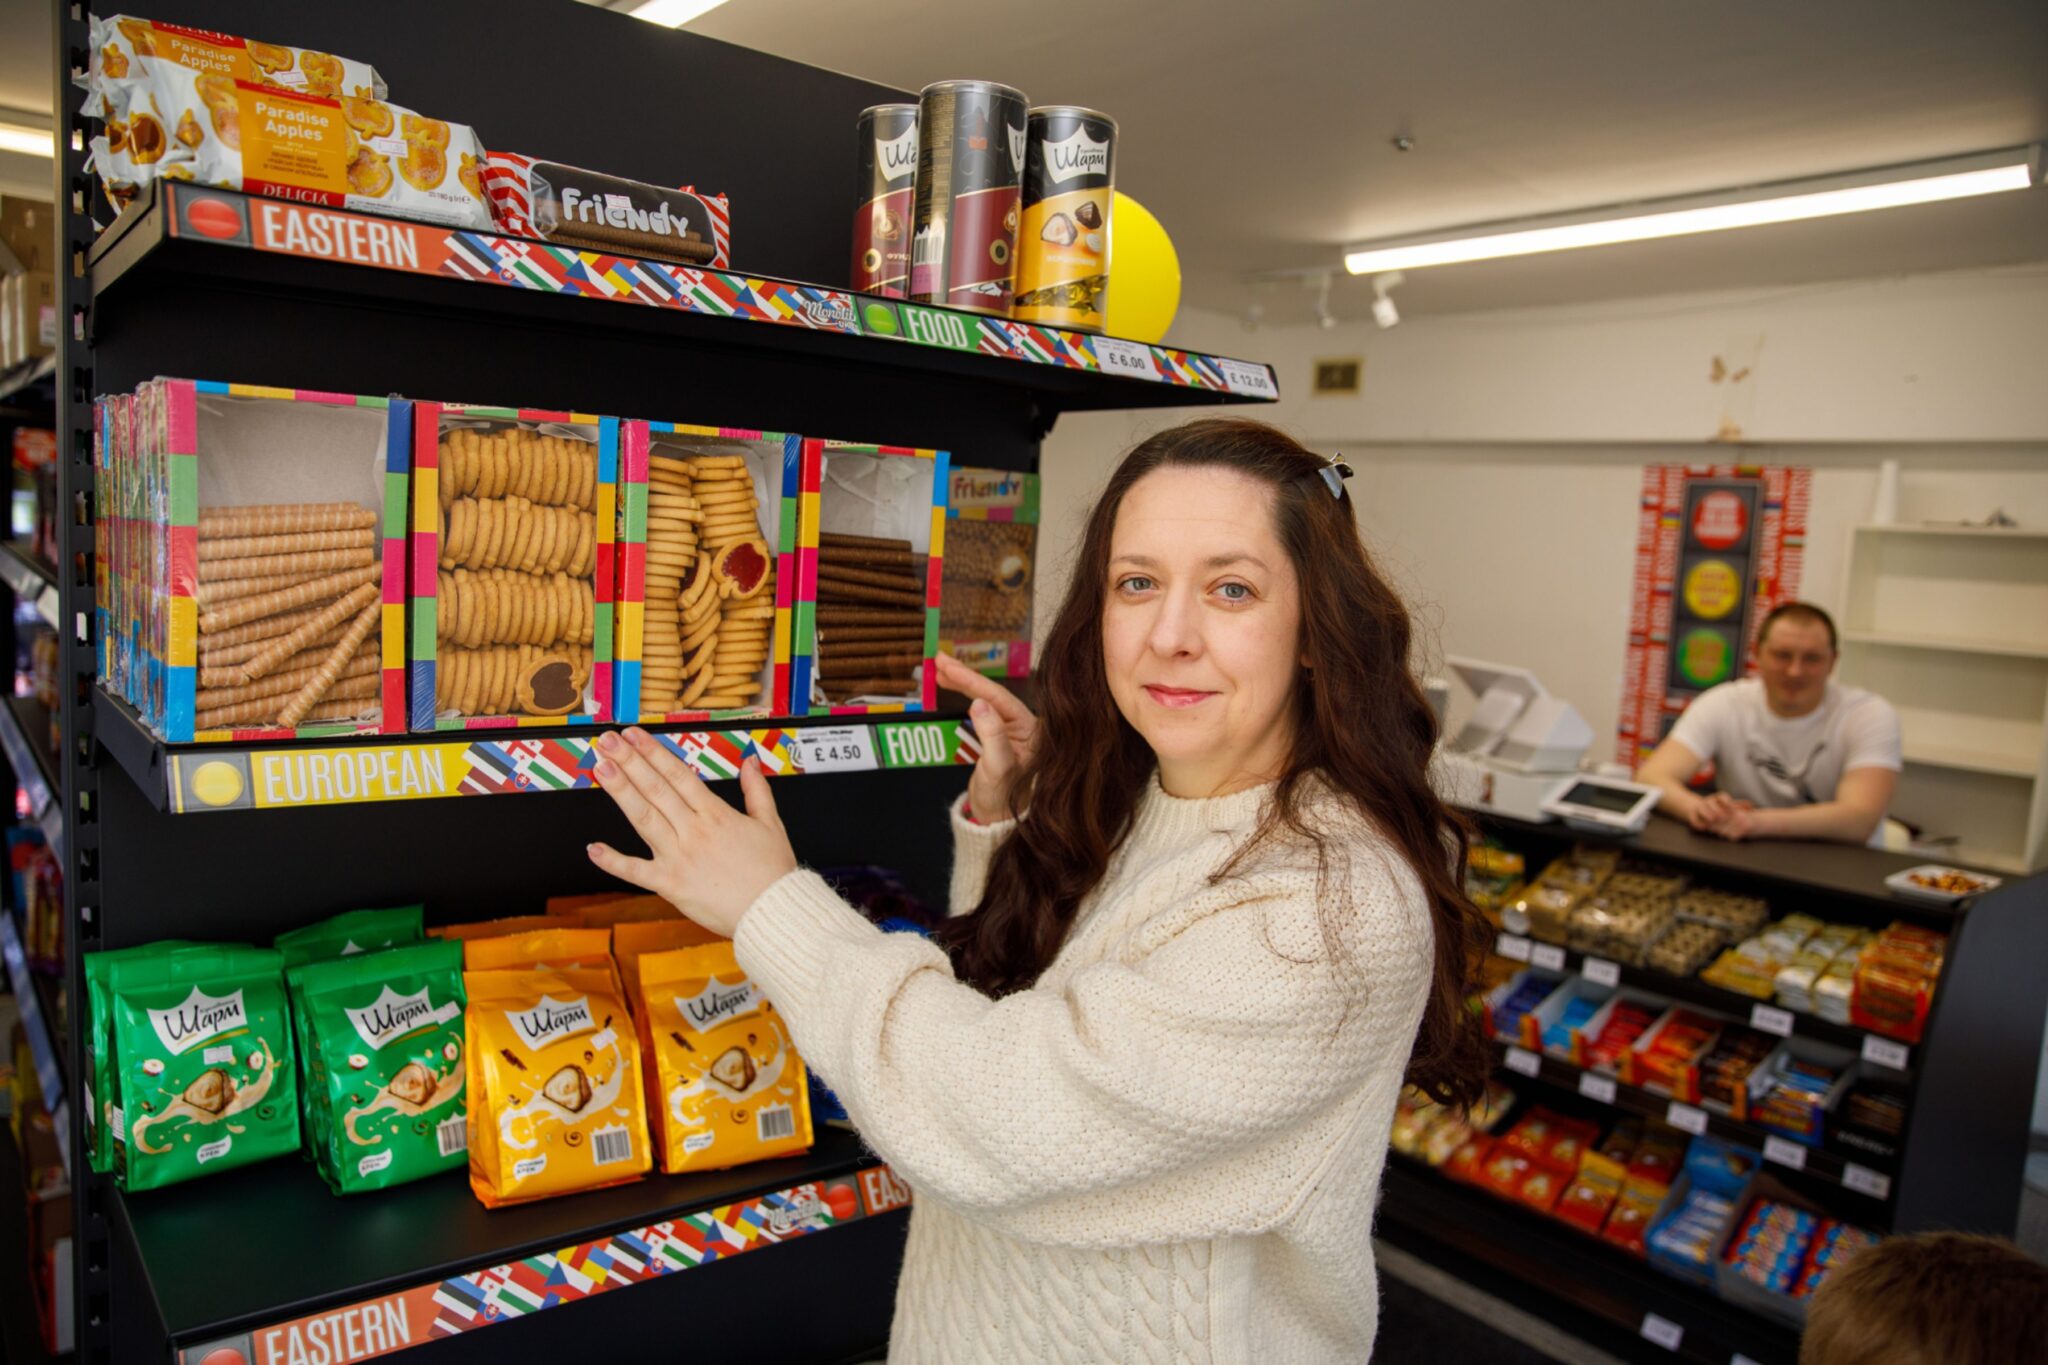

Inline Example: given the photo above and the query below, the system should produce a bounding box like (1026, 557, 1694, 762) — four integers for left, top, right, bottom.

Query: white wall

(1038, 269, 2048, 756)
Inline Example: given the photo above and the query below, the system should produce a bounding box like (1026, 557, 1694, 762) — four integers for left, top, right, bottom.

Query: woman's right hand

(933, 653, 1038, 823)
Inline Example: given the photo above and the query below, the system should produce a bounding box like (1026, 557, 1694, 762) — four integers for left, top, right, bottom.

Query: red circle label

(197, 1348, 249, 1365)
(186, 198, 244, 240)
(1692, 490, 1749, 551)
(824, 1184, 859, 1221)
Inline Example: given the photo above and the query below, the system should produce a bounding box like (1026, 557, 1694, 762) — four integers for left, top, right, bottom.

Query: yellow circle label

(1683, 559, 1741, 620)
(188, 760, 246, 808)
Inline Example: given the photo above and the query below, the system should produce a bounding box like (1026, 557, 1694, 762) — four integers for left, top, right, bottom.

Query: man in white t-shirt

(1636, 603, 1902, 846)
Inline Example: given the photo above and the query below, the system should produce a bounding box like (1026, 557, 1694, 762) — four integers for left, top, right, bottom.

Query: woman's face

(1103, 465, 1304, 796)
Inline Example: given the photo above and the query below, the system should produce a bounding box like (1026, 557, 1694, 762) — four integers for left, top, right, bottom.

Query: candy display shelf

(1380, 1158, 1802, 1365)
(1486, 1038, 1895, 1216)
(2, 912, 66, 1169)
(1440, 806, 2048, 1361)
(48, 0, 1283, 1358)
(1489, 931, 1912, 1065)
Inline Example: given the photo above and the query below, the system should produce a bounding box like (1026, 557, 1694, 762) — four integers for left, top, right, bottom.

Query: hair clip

(1315, 455, 1355, 500)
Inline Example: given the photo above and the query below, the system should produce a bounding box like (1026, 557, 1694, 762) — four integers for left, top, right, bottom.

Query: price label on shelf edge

(1581, 956, 1620, 987)
(790, 726, 879, 775)
(1505, 1046, 1542, 1078)
(1750, 1003, 1794, 1038)
(1578, 1071, 1617, 1105)
(1092, 336, 1162, 381)
(1666, 1101, 1708, 1135)
(1842, 1163, 1893, 1200)
(1763, 1135, 1808, 1171)
(1861, 1035, 1910, 1071)
(1530, 943, 1567, 971)
(1496, 933, 1533, 962)
(1639, 1313, 1684, 1351)
(1216, 357, 1279, 398)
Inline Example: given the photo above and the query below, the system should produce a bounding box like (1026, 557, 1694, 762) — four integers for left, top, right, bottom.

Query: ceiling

(3, 1, 2042, 321)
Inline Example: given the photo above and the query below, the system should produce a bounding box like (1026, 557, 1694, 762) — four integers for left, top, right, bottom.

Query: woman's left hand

(586, 728, 798, 938)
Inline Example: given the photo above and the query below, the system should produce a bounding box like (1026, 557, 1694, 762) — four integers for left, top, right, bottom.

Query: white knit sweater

(734, 775, 1435, 1363)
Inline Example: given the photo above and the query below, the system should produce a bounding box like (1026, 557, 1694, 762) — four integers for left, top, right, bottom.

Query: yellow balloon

(1104, 192, 1180, 344)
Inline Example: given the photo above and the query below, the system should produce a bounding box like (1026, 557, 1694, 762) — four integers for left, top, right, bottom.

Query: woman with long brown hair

(587, 417, 1491, 1362)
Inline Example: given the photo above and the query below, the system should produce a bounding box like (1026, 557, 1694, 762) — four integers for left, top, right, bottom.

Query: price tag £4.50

(790, 726, 879, 774)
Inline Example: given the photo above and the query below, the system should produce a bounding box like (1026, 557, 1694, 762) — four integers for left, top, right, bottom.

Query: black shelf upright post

(54, 1, 108, 1358)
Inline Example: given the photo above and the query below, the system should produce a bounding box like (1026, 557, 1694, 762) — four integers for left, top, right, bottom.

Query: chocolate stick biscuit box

(288, 941, 468, 1194)
(107, 944, 299, 1190)
(792, 440, 949, 715)
(411, 403, 624, 728)
(465, 966, 650, 1207)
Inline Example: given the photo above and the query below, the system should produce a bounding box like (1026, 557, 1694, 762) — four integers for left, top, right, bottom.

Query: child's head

(1800, 1230, 2048, 1365)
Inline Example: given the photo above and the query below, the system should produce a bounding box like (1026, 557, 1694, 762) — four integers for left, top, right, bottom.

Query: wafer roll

(196, 570, 332, 612)
(195, 648, 379, 710)
(823, 677, 916, 698)
(196, 686, 380, 732)
(816, 580, 926, 609)
(819, 626, 928, 645)
(197, 528, 378, 561)
(197, 603, 331, 649)
(817, 606, 925, 627)
(199, 566, 380, 634)
(199, 545, 375, 584)
(198, 503, 376, 537)
(821, 546, 915, 569)
(819, 532, 914, 552)
(279, 601, 383, 729)
(814, 563, 923, 594)
(199, 637, 344, 689)
(233, 582, 380, 684)
(820, 652, 925, 676)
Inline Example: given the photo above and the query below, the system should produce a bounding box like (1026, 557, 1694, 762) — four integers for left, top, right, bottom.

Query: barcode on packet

(436, 1114, 468, 1158)
(757, 1104, 795, 1142)
(592, 1125, 634, 1166)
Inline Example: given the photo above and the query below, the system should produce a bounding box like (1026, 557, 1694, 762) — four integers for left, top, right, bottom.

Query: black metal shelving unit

(46, 2, 1282, 1361)
(1371, 804, 2048, 1363)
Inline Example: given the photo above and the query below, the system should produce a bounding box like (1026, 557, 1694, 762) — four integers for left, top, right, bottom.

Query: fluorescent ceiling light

(1344, 148, 2041, 274)
(629, 0, 731, 25)
(0, 123, 54, 159)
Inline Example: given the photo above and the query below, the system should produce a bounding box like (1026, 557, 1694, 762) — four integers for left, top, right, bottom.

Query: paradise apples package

(82, 14, 490, 228)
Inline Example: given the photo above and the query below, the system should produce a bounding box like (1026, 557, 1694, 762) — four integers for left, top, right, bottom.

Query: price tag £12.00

(1216, 357, 1279, 399)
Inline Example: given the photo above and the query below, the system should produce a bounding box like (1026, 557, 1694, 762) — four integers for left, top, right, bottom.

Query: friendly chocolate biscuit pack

(288, 941, 467, 1195)
(465, 966, 650, 1207)
(107, 944, 299, 1191)
(634, 942, 811, 1175)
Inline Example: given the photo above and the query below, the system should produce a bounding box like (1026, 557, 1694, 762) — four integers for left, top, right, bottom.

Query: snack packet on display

(81, 14, 386, 118)
(108, 944, 299, 1190)
(463, 927, 615, 977)
(89, 55, 490, 229)
(465, 966, 650, 1207)
(633, 942, 812, 1174)
(481, 152, 731, 266)
(83, 939, 203, 1173)
(428, 915, 564, 942)
(612, 919, 724, 1010)
(288, 941, 467, 1194)
(274, 903, 424, 968)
